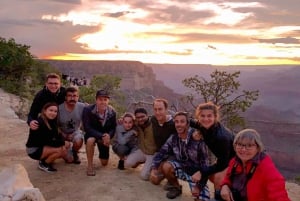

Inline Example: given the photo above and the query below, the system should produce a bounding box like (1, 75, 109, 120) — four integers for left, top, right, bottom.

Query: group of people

(25, 73, 291, 201)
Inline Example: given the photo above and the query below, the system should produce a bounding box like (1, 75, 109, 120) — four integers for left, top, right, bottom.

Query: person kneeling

(26, 102, 72, 172)
(150, 112, 210, 201)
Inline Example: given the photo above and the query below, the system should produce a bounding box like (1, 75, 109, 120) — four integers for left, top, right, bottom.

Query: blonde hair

(46, 73, 61, 81)
(153, 98, 168, 109)
(122, 112, 135, 121)
(195, 101, 220, 123)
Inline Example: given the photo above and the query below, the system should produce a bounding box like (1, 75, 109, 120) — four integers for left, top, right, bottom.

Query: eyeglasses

(235, 142, 257, 150)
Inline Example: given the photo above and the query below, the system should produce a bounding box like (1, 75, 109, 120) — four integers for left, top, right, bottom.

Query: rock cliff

(43, 60, 157, 91)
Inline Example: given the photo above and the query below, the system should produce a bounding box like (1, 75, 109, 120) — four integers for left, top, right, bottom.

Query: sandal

(86, 168, 96, 176)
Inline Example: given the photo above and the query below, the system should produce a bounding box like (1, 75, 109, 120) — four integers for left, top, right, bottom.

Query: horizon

(42, 59, 299, 68)
(1, 0, 300, 65)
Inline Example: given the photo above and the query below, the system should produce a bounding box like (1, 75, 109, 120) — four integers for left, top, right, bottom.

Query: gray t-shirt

(58, 102, 85, 134)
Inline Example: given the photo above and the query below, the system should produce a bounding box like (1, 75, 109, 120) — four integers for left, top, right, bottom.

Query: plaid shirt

(152, 127, 208, 173)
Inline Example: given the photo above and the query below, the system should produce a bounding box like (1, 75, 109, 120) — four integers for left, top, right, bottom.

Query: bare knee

(100, 159, 108, 166)
(162, 162, 174, 175)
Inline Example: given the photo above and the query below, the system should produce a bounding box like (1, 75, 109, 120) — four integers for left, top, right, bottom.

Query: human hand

(66, 133, 75, 141)
(102, 133, 110, 146)
(117, 118, 123, 125)
(29, 120, 39, 130)
(150, 168, 164, 184)
(220, 185, 234, 201)
(192, 130, 202, 141)
(64, 141, 72, 149)
(191, 171, 202, 182)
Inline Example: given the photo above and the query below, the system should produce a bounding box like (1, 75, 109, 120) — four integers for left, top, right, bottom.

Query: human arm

(30, 119, 65, 147)
(220, 185, 234, 201)
(201, 126, 234, 177)
(151, 136, 173, 169)
(27, 91, 44, 127)
(219, 158, 236, 200)
(260, 156, 291, 201)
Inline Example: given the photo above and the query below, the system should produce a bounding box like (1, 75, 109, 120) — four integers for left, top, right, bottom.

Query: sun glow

(43, 1, 300, 65)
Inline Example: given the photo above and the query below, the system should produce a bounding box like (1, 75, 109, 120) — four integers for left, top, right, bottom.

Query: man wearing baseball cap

(82, 89, 117, 176)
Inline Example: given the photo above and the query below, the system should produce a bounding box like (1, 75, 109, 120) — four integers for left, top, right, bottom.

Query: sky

(0, 0, 300, 65)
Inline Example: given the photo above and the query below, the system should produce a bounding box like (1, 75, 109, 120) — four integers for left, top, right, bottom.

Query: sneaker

(72, 150, 81, 164)
(166, 185, 182, 199)
(38, 161, 57, 173)
(163, 182, 174, 191)
(118, 160, 125, 170)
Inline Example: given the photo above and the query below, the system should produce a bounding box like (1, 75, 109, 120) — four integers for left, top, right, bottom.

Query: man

(150, 112, 210, 201)
(27, 73, 66, 130)
(125, 98, 176, 181)
(151, 98, 176, 150)
(82, 89, 117, 176)
(58, 86, 85, 164)
(150, 98, 177, 189)
(124, 108, 156, 180)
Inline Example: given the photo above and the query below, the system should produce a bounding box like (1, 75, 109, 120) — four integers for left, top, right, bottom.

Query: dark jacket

(190, 120, 235, 177)
(151, 116, 177, 151)
(82, 104, 117, 140)
(27, 86, 66, 125)
(26, 117, 65, 148)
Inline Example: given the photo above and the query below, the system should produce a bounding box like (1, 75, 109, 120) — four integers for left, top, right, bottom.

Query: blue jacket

(82, 104, 116, 140)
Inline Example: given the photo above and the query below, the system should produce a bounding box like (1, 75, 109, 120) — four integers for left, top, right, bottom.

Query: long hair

(195, 101, 220, 123)
(40, 102, 58, 130)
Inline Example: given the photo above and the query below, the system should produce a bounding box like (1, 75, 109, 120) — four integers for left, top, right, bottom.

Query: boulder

(0, 164, 45, 201)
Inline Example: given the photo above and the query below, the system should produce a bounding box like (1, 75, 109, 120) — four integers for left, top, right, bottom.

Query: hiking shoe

(164, 182, 174, 191)
(72, 150, 81, 164)
(38, 161, 57, 173)
(166, 185, 182, 199)
(118, 160, 125, 170)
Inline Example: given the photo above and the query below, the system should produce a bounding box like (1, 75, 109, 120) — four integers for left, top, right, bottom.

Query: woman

(190, 102, 235, 199)
(26, 102, 72, 172)
(220, 129, 290, 201)
(112, 112, 138, 170)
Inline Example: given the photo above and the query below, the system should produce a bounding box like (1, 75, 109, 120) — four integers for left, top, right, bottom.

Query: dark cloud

(104, 11, 132, 18)
(0, 0, 99, 57)
(163, 49, 193, 56)
(80, 48, 157, 54)
(0, 0, 299, 63)
(135, 31, 253, 44)
(207, 45, 217, 50)
(133, 5, 214, 25)
(253, 37, 300, 44)
(49, 0, 81, 4)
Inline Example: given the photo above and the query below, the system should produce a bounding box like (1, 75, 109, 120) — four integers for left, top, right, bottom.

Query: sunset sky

(0, 0, 300, 65)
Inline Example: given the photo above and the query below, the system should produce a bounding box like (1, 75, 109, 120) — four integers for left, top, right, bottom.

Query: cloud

(104, 11, 132, 18)
(253, 37, 300, 44)
(207, 45, 217, 50)
(49, 0, 81, 4)
(0, 0, 299, 64)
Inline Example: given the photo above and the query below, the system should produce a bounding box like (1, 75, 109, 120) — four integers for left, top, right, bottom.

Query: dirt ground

(0, 89, 299, 201)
